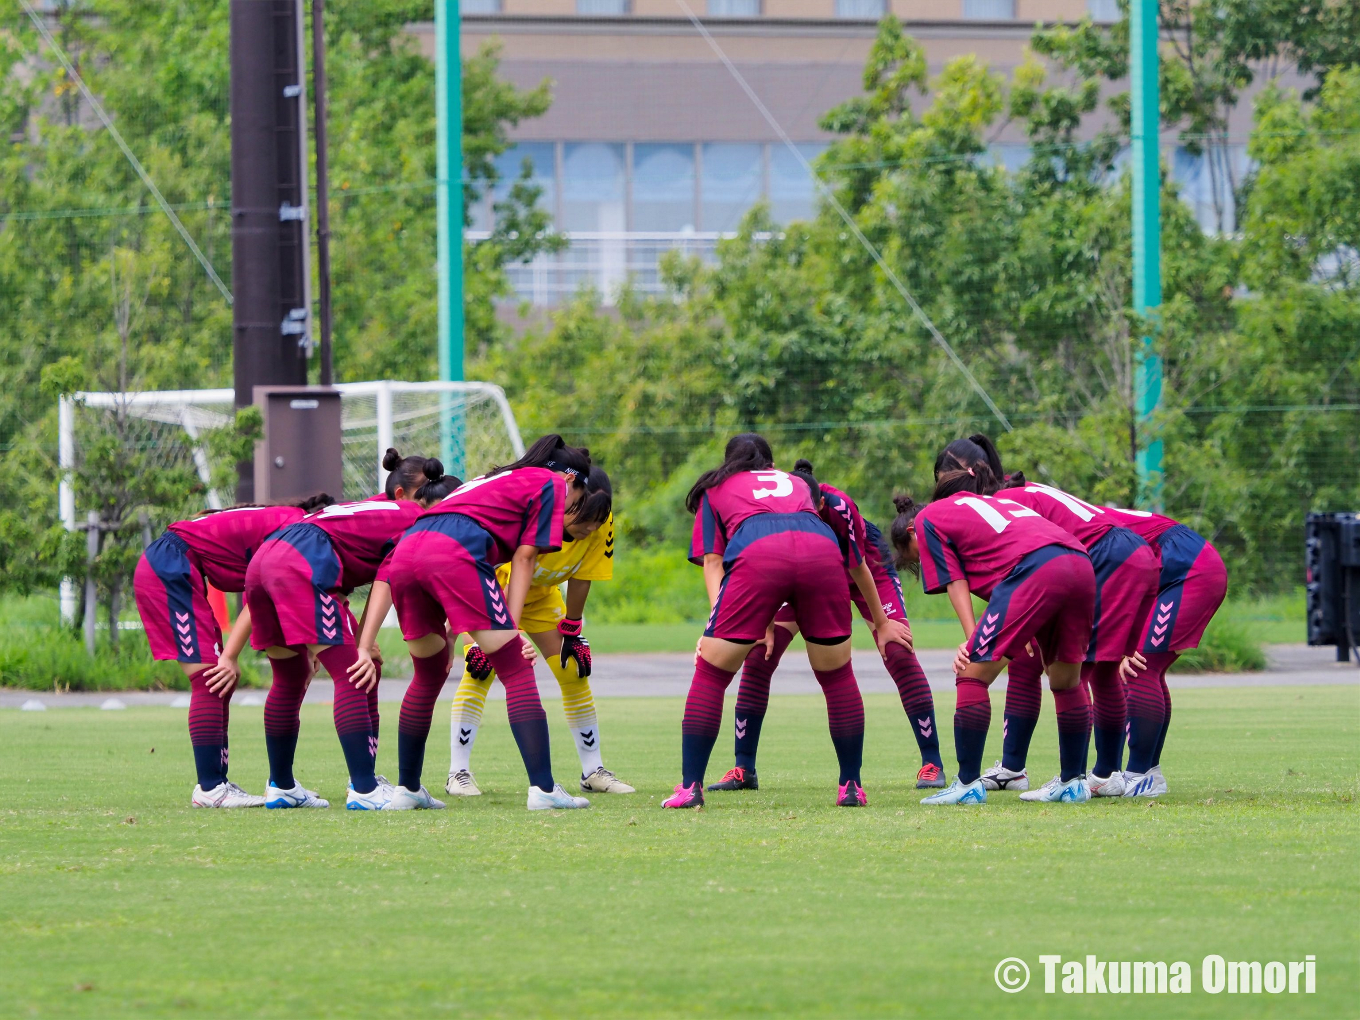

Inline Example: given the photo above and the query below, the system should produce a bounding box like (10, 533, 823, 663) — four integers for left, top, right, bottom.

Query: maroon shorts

(1140, 525, 1228, 653)
(1086, 527, 1161, 661)
(969, 545, 1095, 666)
(133, 532, 222, 663)
(773, 564, 907, 629)
(386, 514, 517, 640)
(706, 514, 851, 644)
(245, 524, 355, 649)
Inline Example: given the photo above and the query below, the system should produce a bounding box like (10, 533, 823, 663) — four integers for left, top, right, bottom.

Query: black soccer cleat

(706, 766, 758, 791)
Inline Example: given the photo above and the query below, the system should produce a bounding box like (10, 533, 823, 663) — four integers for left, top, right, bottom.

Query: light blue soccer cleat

(265, 782, 330, 809)
(388, 785, 447, 810)
(1019, 775, 1091, 803)
(346, 780, 396, 810)
(1121, 766, 1168, 798)
(920, 777, 987, 805)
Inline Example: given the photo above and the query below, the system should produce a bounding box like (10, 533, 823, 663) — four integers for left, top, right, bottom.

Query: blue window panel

(768, 143, 826, 225)
(632, 144, 696, 232)
(562, 143, 626, 232)
(701, 143, 763, 232)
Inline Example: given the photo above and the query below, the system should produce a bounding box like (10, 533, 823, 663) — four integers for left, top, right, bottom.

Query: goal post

(58, 380, 525, 624)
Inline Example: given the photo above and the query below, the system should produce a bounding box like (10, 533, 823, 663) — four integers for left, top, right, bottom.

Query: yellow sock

(449, 660, 494, 773)
(547, 653, 602, 774)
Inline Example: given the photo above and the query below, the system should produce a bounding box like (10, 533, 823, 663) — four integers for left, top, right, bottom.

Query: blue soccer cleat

(1020, 775, 1091, 803)
(920, 777, 987, 805)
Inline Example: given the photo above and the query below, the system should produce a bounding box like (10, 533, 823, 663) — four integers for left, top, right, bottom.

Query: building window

(769, 143, 826, 225)
(460, 0, 501, 13)
(632, 144, 696, 232)
(576, 0, 629, 13)
(701, 143, 762, 232)
(835, 0, 884, 18)
(491, 143, 556, 225)
(708, 0, 760, 15)
(1087, 0, 1121, 21)
(962, 0, 1015, 18)
(562, 143, 625, 232)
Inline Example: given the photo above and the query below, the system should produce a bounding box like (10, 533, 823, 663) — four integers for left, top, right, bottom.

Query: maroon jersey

(303, 497, 422, 588)
(168, 504, 305, 592)
(1100, 505, 1181, 545)
(689, 469, 819, 562)
(817, 483, 867, 569)
(914, 492, 1086, 599)
(1000, 484, 1117, 549)
(420, 466, 566, 565)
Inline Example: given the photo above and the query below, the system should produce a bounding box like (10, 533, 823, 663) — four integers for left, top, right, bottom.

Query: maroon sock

(1087, 661, 1127, 777)
(681, 657, 737, 787)
(263, 649, 311, 790)
(397, 643, 451, 791)
(954, 677, 992, 784)
(488, 637, 555, 791)
(813, 662, 864, 784)
(367, 661, 381, 743)
(732, 627, 793, 770)
(188, 670, 230, 789)
(1151, 657, 1176, 767)
(1001, 651, 1043, 772)
(1125, 651, 1175, 773)
(883, 641, 942, 768)
(317, 645, 379, 794)
(1053, 684, 1092, 782)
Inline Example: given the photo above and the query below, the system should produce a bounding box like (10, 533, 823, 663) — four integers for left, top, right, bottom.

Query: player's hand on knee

(760, 623, 777, 660)
(953, 640, 972, 675)
(464, 644, 494, 681)
(557, 617, 590, 677)
(347, 647, 380, 692)
(877, 618, 913, 653)
(203, 652, 240, 697)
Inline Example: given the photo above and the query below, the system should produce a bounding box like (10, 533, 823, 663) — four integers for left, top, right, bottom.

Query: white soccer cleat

(445, 769, 482, 796)
(265, 782, 330, 809)
(580, 767, 635, 794)
(1121, 766, 1169, 798)
(980, 761, 1029, 791)
(192, 781, 266, 808)
(346, 780, 397, 811)
(1020, 775, 1092, 803)
(388, 785, 447, 810)
(527, 784, 591, 810)
(920, 777, 987, 805)
(1087, 771, 1127, 798)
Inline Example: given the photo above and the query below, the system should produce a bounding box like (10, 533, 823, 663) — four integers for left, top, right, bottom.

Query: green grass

(1, 686, 1355, 1018)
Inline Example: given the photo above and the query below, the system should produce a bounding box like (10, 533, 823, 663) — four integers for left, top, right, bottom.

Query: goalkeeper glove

(464, 643, 493, 681)
(557, 617, 592, 678)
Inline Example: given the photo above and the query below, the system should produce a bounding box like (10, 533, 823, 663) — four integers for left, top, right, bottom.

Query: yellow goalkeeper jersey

(494, 513, 615, 588)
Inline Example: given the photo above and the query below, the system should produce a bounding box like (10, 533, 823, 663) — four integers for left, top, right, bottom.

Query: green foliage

(1170, 615, 1270, 672)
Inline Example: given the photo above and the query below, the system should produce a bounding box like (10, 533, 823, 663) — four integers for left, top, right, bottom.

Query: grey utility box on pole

(253, 386, 343, 505)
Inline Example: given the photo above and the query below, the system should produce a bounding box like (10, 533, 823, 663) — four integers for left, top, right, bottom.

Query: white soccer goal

(58, 380, 525, 623)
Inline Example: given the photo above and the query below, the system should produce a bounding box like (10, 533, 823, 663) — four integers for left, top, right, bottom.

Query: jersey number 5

(957, 495, 1040, 534)
(751, 470, 793, 500)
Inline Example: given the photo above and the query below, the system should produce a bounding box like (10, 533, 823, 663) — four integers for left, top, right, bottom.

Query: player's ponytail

(934, 438, 988, 480)
(383, 448, 441, 500)
(932, 464, 1001, 501)
(413, 472, 461, 507)
(494, 434, 592, 480)
(790, 458, 822, 506)
(569, 464, 613, 525)
(889, 494, 922, 576)
(685, 433, 775, 513)
(295, 492, 335, 512)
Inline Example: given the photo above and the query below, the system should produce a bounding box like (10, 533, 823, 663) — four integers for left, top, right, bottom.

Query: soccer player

(1101, 505, 1228, 797)
(664, 434, 870, 809)
(133, 493, 332, 807)
(994, 483, 1161, 798)
(364, 435, 598, 812)
(891, 464, 1097, 805)
(708, 459, 941, 793)
(243, 450, 439, 811)
(444, 465, 632, 797)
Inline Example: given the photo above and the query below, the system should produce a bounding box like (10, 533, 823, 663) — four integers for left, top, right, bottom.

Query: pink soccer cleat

(662, 782, 704, 809)
(837, 779, 867, 807)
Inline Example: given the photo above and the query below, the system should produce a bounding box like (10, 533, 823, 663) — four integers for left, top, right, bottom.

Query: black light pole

(311, 0, 333, 387)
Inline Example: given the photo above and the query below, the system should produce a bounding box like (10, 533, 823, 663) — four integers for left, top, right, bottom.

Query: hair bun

(382, 448, 402, 471)
(793, 458, 814, 474)
(422, 457, 445, 484)
(892, 494, 918, 514)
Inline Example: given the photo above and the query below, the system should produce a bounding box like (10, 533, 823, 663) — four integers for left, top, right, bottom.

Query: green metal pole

(1131, 0, 1162, 509)
(435, 0, 465, 477)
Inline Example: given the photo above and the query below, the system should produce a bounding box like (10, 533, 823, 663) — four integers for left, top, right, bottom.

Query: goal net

(58, 381, 524, 621)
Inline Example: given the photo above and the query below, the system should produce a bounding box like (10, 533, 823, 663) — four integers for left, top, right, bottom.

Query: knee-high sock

(1125, 651, 1176, 774)
(954, 678, 992, 785)
(882, 642, 941, 768)
(449, 657, 493, 774)
(1152, 657, 1176, 767)
(1001, 652, 1044, 772)
(397, 643, 450, 791)
(187, 669, 231, 789)
(262, 650, 310, 789)
(681, 657, 737, 787)
(814, 662, 865, 785)
(317, 645, 378, 794)
(368, 660, 381, 743)
(733, 627, 793, 770)
(547, 652, 601, 776)
(1086, 661, 1127, 777)
(489, 638, 554, 792)
(1053, 684, 1092, 782)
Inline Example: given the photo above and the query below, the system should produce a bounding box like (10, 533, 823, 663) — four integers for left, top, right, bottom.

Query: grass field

(1, 685, 1355, 1018)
